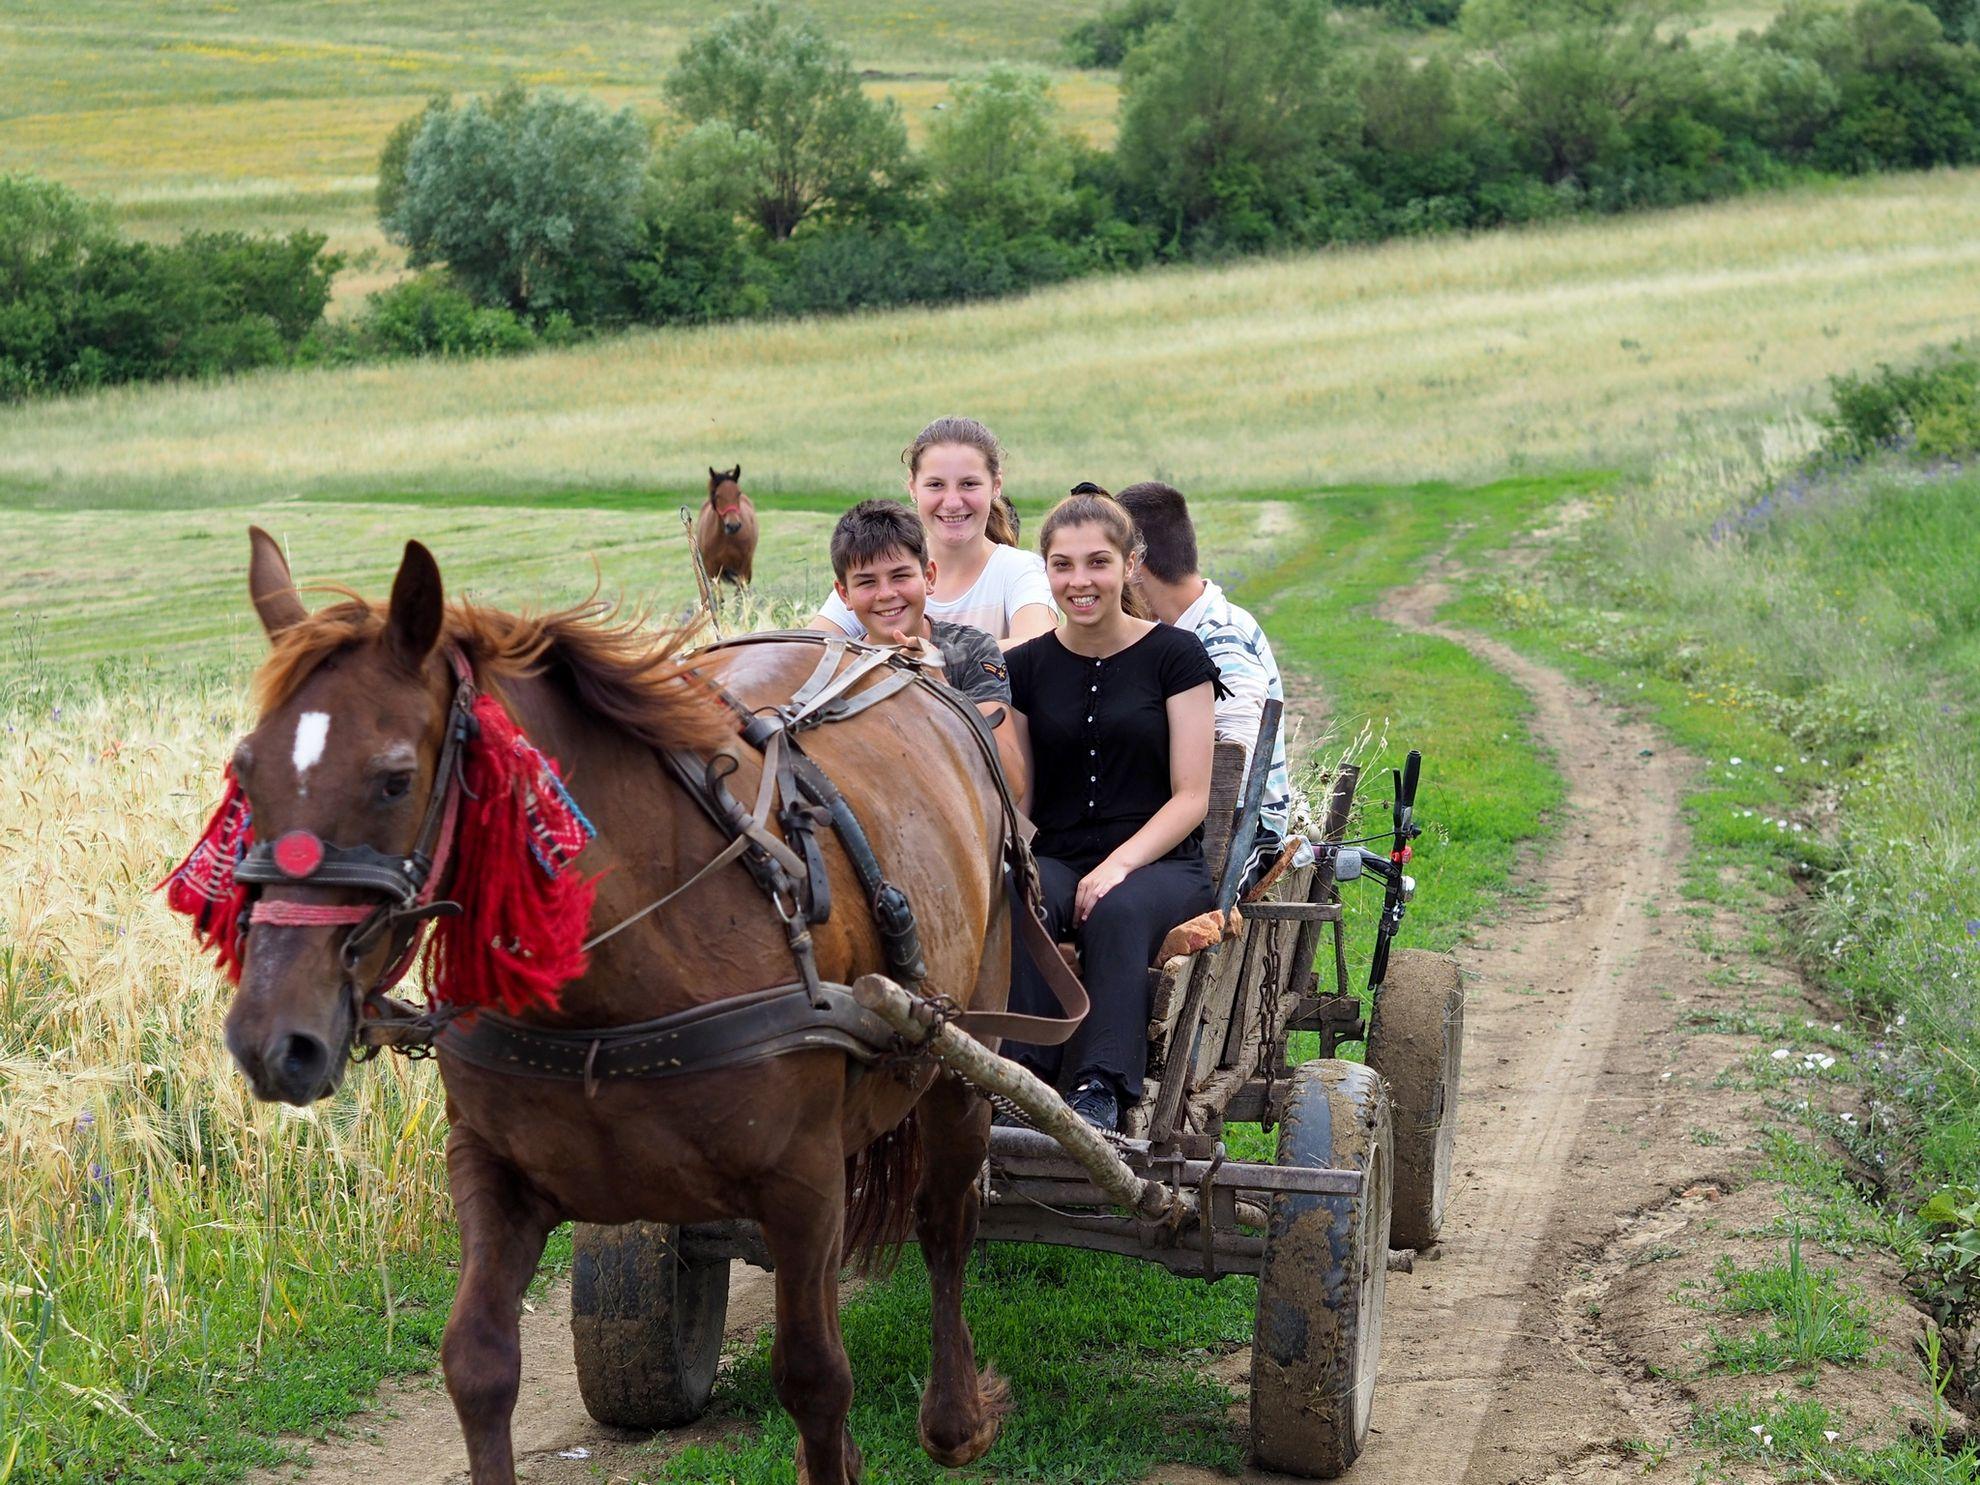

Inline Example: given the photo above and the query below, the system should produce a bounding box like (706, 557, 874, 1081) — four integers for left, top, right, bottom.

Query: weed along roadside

(1445, 361, 1980, 1480)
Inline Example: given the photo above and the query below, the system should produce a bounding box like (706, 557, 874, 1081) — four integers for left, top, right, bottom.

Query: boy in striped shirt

(1119, 481, 1305, 889)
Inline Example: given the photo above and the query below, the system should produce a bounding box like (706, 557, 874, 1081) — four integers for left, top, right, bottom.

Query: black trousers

(1006, 851, 1214, 1099)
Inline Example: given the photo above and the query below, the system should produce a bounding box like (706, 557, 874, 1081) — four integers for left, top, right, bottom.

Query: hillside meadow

(2, 0, 1788, 307)
(2, 169, 1976, 514)
(0, 0, 1113, 286)
(1, 496, 1294, 670)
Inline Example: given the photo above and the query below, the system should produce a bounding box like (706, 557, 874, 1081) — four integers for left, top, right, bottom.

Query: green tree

(926, 65, 1079, 237)
(375, 94, 453, 224)
(1063, 0, 1177, 68)
(1460, 0, 1711, 186)
(1, 174, 338, 399)
(1746, 0, 1980, 170)
(631, 122, 773, 323)
(663, 3, 912, 239)
(383, 86, 649, 316)
(1114, 0, 1354, 245)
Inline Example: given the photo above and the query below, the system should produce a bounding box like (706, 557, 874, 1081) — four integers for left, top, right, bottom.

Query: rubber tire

(570, 1221, 731, 1429)
(1365, 948, 1462, 1251)
(1250, 1058, 1393, 1479)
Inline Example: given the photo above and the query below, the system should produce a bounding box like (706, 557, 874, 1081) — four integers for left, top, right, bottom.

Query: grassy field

(0, 492, 1292, 669)
(0, 0, 1115, 294)
(4, 168, 1977, 513)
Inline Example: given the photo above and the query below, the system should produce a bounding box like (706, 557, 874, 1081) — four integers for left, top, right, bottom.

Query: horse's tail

(842, 1108, 922, 1276)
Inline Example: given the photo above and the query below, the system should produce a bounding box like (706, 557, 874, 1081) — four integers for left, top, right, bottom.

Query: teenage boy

(1117, 480, 1300, 887)
(829, 499, 1025, 793)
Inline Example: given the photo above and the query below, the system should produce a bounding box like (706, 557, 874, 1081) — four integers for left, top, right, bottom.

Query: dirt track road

(260, 572, 1811, 1484)
(1342, 577, 1701, 1482)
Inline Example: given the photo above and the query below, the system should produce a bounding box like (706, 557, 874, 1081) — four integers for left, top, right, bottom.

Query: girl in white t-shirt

(811, 416, 1057, 647)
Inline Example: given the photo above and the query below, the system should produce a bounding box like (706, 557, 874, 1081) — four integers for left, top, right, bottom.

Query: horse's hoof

(919, 1366, 1010, 1468)
(794, 1430, 864, 1484)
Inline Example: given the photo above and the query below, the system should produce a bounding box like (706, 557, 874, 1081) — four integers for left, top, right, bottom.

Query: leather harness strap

(437, 982, 900, 1092)
(692, 630, 1090, 1046)
(360, 630, 1092, 1082)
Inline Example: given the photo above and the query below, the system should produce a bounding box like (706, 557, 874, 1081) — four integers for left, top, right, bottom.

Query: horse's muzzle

(722, 518, 742, 536)
(224, 940, 355, 1105)
(232, 1026, 341, 1105)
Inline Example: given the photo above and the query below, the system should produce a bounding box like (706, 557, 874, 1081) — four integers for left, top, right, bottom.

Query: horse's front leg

(441, 1125, 559, 1485)
(759, 1163, 861, 1484)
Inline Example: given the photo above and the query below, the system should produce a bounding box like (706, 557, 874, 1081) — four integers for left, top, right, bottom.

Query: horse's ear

(386, 541, 445, 671)
(248, 525, 307, 640)
(709, 466, 721, 482)
(729, 464, 742, 482)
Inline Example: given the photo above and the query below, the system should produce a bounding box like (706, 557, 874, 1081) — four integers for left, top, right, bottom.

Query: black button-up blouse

(1007, 624, 1222, 866)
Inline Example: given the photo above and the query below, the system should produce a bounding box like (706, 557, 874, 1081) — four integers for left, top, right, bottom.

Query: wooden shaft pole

(851, 973, 1183, 1223)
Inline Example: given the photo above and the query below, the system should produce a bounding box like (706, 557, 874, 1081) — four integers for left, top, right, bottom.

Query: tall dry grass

(0, 668, 453, 1476)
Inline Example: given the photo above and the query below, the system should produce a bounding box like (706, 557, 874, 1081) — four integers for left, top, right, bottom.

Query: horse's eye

(381, 771, 415, 802)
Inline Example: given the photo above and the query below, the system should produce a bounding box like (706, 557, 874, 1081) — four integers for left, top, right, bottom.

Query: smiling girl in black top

(1004, 489, 1221, 1131)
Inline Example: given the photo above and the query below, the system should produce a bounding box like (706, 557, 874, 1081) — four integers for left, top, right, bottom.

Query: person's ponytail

(985, 492, 1020, 547)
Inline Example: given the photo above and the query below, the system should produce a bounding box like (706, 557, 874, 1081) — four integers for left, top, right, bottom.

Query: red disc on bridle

(272, 830, 326, 879)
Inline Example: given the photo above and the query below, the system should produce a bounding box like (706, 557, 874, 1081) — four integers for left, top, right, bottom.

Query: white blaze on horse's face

(292, 711, 330, 796)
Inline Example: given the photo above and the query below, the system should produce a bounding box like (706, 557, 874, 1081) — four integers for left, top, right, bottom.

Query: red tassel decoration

(424, 694, 598, 1015)
(159, 769, 254, 983)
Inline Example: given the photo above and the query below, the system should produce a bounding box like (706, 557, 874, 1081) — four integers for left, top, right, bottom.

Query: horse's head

(707, 465, 748, 535)
(223, 528, 457, 1105)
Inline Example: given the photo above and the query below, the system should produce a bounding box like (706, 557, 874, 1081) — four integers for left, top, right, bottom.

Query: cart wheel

(570, 1221, 730, 1429)
(1365, 949, 1462, 1251)
(1251, 1059, 1393, 1478)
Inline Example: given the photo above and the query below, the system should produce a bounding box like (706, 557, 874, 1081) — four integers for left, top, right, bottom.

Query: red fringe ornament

(424, 693, 598, 1016)
(162, 690, 596, 1015)
(159, 769, 254, 983)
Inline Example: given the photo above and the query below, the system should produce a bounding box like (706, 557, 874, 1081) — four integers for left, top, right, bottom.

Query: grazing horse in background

(214, 530, 1015, 1484)
(696, 464, 757, 585)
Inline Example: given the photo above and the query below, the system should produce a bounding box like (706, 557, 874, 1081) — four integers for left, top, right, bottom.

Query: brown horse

(220, 530, 1012, 1484)
(696, 464, 757, 585)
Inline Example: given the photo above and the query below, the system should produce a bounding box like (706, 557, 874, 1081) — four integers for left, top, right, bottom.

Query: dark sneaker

(1068, 1076, 1120, 1133)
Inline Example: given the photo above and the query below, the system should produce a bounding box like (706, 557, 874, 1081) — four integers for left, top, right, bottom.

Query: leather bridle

(231, 647, 478, 1057)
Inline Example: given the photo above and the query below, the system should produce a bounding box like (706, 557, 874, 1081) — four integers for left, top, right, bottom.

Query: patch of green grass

(1706, 1230, 1877, 1374)
(673, 1245, 1252, 1484)
(1454, 450, 1980, 1391)
(1696, 1394, 1980, 1483)
(1752, 1127, 1924, 1265)
(1257, 476, 1581, 962)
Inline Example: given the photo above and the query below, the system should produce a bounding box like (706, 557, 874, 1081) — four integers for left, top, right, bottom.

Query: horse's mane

(253, 591, 736, 756)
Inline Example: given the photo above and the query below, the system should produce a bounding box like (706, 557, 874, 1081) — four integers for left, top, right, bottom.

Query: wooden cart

(568, 728, 1462, 1479)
